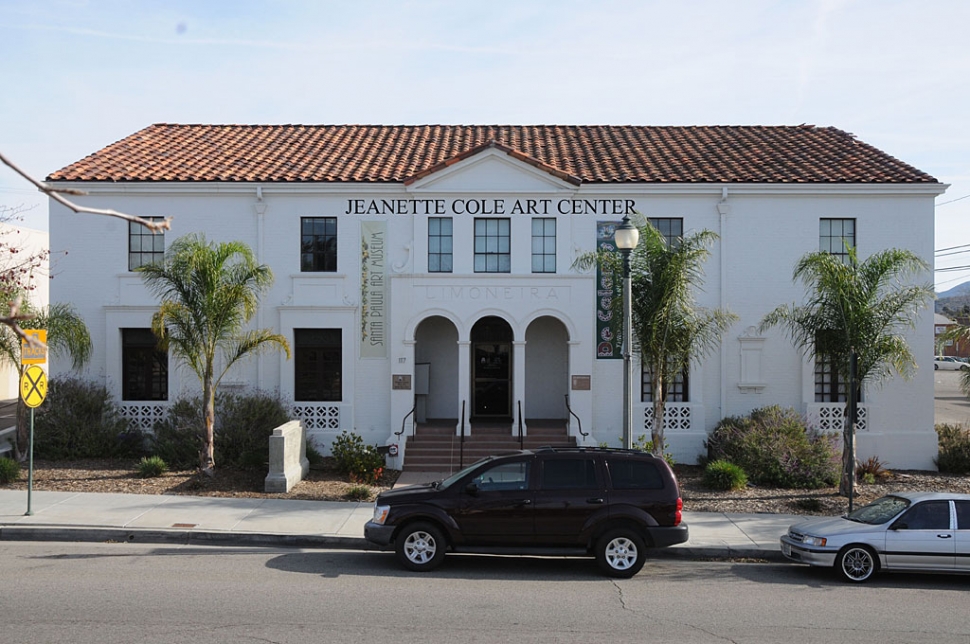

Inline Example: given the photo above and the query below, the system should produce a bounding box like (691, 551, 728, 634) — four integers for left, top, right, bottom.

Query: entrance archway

(470, 316, 513, 419)
(525, 316, 569, 421)
(414, 316, 459, 423)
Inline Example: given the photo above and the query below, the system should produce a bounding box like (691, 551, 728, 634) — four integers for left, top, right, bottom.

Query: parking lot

(934, 369, 970, 426)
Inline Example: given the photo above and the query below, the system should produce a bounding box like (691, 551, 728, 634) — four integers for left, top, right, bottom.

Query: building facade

(47, 125, 945, 469)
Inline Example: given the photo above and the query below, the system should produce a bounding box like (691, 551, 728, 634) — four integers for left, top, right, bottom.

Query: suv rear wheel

(596, 528, 646, 578)
(395, 522, 447, 572)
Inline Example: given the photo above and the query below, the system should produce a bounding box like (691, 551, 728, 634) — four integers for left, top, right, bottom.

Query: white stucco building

(47, 124, 945, 469)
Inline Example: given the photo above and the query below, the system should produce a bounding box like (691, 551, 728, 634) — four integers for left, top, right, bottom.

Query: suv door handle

(516, 499, 532, 506)
(937, 534, 952, 539)
(587, 498, 605, 504)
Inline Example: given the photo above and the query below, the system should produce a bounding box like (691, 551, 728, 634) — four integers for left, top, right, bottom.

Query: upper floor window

(649, 217, 683, 248)
(531, 218, 556, 273)
(428, 217, 453, 273)
(294, 328, 342, 401)
(641, 365, 689, 402)
(301, 217, 337, 272)
(129, 218, 165, 271)
(820, 218, 855, 264)
(474, 218, 510, 273)
(122, 328, 168, 401)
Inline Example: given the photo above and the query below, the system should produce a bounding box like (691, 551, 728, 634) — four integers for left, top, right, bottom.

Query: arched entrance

(414, 316, 459, 423)
(471, 316, 513, 419)
(525, 316, 569, 421)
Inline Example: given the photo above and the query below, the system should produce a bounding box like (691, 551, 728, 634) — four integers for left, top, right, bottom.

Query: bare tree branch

(0, 150, 172, 232)
(0, 295, 42, 348)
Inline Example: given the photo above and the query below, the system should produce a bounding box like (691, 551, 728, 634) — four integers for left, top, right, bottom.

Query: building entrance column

(513, 339, 527, 436)
(456, 339, 471, 436)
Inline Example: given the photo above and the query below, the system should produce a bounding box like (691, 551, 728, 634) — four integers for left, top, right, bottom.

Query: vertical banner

(360, 220, 387, 358)
(595, 221, 622, 359)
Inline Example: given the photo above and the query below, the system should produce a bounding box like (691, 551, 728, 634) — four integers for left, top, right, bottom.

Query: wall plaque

(392, 374, 411, 390)
(571, 375, 591, 391)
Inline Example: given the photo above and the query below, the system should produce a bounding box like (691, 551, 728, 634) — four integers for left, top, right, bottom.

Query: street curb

(0, 525, 785, 562)
(0, 526, 380, 551)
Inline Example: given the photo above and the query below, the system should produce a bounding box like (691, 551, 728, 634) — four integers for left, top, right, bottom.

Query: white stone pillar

(513, 339, 527, 437)
(457, 339, 471, 436)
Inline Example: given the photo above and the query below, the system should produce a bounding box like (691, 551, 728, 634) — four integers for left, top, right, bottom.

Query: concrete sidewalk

(0, 474, 796, 561)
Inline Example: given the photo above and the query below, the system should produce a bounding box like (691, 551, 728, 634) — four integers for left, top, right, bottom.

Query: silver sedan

(780, 491, 970, 582)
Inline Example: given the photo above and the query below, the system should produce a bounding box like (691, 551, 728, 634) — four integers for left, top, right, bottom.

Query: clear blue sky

(2, 0, 968, 290)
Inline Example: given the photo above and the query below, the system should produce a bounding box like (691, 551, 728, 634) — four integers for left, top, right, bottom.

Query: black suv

(364, 447, 688, 577)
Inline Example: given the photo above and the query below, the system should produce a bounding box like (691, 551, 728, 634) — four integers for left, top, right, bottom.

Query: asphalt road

(934, 369, 970, 426)
(2, 541, 969, 644)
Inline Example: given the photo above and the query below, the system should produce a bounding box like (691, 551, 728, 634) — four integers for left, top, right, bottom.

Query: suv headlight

(372, 504, 390, 525)
(802, 535, 827, 547)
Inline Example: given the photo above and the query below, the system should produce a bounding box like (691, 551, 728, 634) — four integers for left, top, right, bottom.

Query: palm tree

(760, 247, 933, 496)
(574, 217, 737, 456)
(138, 233, 290, 474)
(0, 297, 92, 459)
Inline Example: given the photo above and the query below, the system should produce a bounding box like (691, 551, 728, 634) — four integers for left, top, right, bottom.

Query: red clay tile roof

(46, 124, 938, 184)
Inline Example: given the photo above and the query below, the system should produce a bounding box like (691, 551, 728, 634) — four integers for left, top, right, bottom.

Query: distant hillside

(937, 280, 970, 316)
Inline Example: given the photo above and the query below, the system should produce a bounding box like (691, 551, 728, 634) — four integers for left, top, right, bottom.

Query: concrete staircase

(402, 418, 575, 472)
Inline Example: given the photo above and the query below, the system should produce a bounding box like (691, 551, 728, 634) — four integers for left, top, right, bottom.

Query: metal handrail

(517, 400, 524, 449)
(565, 394, 587, 438)
(396, 405, 416, 438)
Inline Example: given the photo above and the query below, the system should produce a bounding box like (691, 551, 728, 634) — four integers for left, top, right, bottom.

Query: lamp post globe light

(614, 215, 640, 450)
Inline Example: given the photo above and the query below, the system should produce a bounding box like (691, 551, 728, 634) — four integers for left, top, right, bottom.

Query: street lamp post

(614, 215, 640, 450)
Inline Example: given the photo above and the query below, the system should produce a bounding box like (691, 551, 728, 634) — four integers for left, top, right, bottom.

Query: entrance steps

(402, 419, 575, 473)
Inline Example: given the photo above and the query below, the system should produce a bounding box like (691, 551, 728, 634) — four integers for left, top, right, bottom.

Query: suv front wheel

(595, 528, 647, 578)
(395, 522, 447, 572)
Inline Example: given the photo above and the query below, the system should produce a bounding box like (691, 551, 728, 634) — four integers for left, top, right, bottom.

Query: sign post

(20, 363, 47, 516)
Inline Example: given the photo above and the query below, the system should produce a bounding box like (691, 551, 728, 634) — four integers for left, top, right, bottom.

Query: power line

(936, 265, 970, 272)
(936, 243, 970, 253)
(937, 194, 970, 206)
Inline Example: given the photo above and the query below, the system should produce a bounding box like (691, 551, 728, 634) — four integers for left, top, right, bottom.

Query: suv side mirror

(464, 482, 480, 496)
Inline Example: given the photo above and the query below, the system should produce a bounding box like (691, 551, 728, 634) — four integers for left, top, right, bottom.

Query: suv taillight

(674, 497, 683, 526)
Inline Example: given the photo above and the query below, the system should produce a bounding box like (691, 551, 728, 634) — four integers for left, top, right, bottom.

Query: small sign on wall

(571, 375, 591, 391)
(392, 374, 411, 390)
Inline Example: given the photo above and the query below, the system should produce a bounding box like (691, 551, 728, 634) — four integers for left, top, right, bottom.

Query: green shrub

(305, 439, 325, 466)
(136, 455, 169, 478)
(150, 390, 291, 470)
(330, 431, 385, 484)
(33, 377, 145, 460)
(856, 455, 891, 482)
(631, 435, 676, 467)
(935, 424, 970, 474)
(214, 390, 290, 469)
(706, 405, 839, 489)
(0, 456, 20, 484)
(703, 460, 748, 490)
(345, 484, 372, 501)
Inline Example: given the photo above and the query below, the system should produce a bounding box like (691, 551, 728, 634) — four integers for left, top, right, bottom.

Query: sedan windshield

(846, 495, 911, 524)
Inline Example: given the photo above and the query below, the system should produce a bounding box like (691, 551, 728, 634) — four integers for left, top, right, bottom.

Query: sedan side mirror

(889, 521, 907, 531)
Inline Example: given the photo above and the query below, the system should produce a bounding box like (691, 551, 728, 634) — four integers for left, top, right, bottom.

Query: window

(641, 365, 689, 402)
(540, 458, 597, 489)
(815, 352, 845, 402)
(474, 218, 510, 273)
(128, 218, 165, 271)
(531, 218, 556, 273)
(820, 218, 855, 264)
(428, 217, 453, 273)
(896, 501, 950, 530)
(649, 217, 683, 248)
(956, 501, 970, 530)
(301, 217, 337, 272)
(471, 460, 530, 492)
(607, 459, 664, 490)
(122, 328, 167, 401)
(294, 329, 341, 401)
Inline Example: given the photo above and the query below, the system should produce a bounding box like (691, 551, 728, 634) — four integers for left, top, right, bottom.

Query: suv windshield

(846, 495, 911, 524)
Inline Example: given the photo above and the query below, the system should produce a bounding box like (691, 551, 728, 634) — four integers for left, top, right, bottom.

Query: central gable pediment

(406, 143, 579, 194)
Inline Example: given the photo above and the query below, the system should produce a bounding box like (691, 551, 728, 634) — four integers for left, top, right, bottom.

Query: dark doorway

(471, 316, 513, 418)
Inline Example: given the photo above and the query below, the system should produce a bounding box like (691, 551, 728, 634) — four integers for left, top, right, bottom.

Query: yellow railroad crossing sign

(20, 365, 47, 408)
